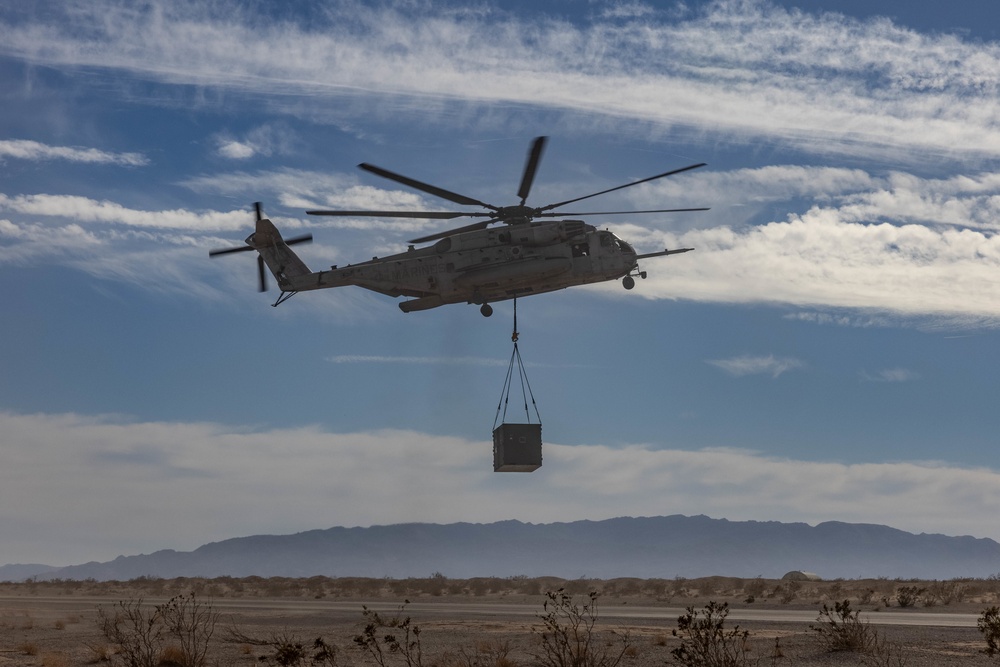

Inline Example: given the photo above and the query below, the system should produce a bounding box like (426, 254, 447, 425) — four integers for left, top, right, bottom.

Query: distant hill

(6, 515, 1000, 582)
(0, 563, 59, 581)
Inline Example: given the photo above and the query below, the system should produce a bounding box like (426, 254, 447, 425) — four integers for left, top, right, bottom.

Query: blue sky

(3, 0, 1000, 570)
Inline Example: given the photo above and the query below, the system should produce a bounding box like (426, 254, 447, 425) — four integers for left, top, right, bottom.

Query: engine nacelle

(505, 220, 592, 246)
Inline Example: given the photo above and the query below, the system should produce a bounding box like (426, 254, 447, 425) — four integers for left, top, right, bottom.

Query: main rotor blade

(257, 255, 268, 292)
(541, 162, 707, 211)
(306, 210, 482, 220)
(409, 219, 496, 244)
(359, 163, 496, 210)
(517, 136, 547, 204)
(209, 245, 255, 257)
(535, 207, 711, 217)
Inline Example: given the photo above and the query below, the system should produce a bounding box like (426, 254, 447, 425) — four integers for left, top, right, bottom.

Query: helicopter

(209, 137, 708, 316)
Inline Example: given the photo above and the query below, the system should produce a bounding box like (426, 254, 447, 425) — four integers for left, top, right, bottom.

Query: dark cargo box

(493, 423, 542, 472)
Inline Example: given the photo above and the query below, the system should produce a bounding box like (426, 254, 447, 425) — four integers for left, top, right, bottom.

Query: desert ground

(1, 575, 998, 667)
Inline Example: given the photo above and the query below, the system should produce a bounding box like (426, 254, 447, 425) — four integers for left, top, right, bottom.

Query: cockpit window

(615, 239, 634, 253)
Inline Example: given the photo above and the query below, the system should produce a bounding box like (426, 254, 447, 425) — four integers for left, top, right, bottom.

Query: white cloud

(214, 124, 299, 160)
(6, 161, 1000, 326)
(0, 139, 148, 166)
(2, 410, 999, 565)
(217, 140, 255, 159)
(179, 168, 434, 218)
(862, 368, 920, 383)
(0, 194, 258, 231)
(4, 1, 1000, 159)
(706, 354, 804, 378)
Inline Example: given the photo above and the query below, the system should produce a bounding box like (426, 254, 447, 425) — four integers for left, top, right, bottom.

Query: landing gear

(481, 303, 494, 317)
(622, 276, 635, 290)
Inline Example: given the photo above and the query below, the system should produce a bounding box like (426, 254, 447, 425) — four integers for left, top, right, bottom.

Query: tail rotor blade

(209, 244, 255, 257)
(255, 201, 264, 222)
(284, 234, 313, 246)
(257, 255, 268, 292)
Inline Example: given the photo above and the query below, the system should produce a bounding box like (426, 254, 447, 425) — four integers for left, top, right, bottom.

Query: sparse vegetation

(811, 600, 908, 666)
(96, 594, 218, 667)
(84, 641, 115, 664)
(811, 600, 875, 653)
(669, 601, 756, 667)
(979, 606, 1000, 658)
(894, 587, 923, 609)
(532, 590, 630, 667)
(354, 602, 424, 667)
(2, 574, 997, 667)
(453, 639, 516, 667)
(18, 642, 39, 656)
(227, 627, 341, 667)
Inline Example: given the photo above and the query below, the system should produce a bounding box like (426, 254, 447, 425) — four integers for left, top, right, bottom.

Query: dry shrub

(19, 642, 39, 656)
(454, 638, 516, 667)
(41, 653, 71, 667)
(159, 646, 186, 666)
(97, 594, 219, 667)
(85, 641, 114, 663)
(670, 601, 756, 667)
(979, 606, 1000, 657)
(533, 590, 631, 667)
(811, 600, 875, 653)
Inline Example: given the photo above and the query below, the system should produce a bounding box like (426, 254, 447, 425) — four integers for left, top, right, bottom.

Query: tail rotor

(208, 202, 313, 292)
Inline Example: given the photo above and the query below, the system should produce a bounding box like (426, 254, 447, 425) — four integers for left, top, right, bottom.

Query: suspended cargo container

(493, 423, 542, 472)
(492, 299, 543, 472)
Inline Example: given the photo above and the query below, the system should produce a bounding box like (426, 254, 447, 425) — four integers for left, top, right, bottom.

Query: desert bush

(158, 594, 219, 667)
(742, 578, 767, 600)
(84, 641, 114, 664)
(669, 601, 756, 667)
(979, 606, 1000, 658)
(811, 600, 875, 653)
(777, 580, 800, 604)
(861, 634, 908, 667)
(354, 602, 423, 667)
(926, 581, 966, 606)
(533, 590, 630, 667)
(894, 587, 923, 608)
(228, 629, 302, 667)
(41, 652, 71, 667)
(97, 594, 218, 667)
(19, 642, 39, 656)
(452, 639, 516, 667)
(98, 598, 162, 667)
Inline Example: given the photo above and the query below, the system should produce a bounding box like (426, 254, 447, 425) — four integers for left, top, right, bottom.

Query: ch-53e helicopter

(209, 137, 707, 316)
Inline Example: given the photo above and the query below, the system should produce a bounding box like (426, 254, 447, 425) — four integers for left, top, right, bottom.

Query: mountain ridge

(4, 515, 998, 582)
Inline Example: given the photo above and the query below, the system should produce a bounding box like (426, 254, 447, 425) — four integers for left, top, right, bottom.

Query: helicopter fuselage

(277, 219, 639, 312)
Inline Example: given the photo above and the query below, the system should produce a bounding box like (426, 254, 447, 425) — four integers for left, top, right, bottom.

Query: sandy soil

(1, 578, 997, 667)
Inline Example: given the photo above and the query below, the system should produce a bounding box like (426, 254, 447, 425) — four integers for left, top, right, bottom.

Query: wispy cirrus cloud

(706, 354, 804, 378)
(862, 368, 920, 383)
(213, 123, 300, 160)
(4, 1, 1000, 160)
(0, 194, 260, 231)
(0, 139, 148, 166)
(3, 409, 999, 566)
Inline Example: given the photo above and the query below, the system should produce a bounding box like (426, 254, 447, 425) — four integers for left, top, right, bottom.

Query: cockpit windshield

(615, 238, 634, 254)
